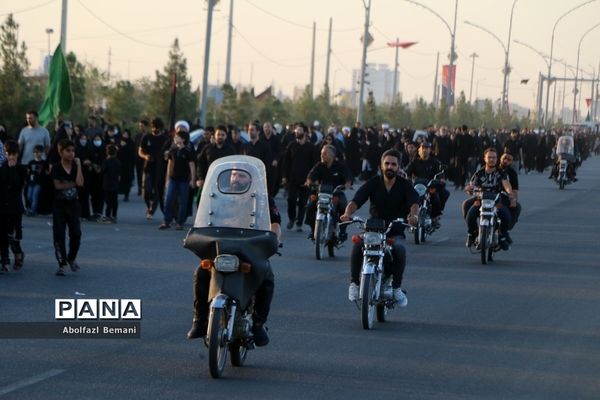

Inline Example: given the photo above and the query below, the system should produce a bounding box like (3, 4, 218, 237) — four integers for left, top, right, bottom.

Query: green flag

(38, 44, 73, 126)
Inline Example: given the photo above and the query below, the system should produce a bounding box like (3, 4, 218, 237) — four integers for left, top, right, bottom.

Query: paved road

(1, 155, 600, 399)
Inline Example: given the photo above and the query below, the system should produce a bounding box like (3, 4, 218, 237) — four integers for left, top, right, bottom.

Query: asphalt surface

(1, 155, 599, 400)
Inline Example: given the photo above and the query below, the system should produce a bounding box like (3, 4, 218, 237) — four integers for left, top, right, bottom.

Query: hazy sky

(4, 0, 600, 112)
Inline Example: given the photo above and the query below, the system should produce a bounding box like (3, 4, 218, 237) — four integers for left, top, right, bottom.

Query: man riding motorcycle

(305, 145, 352, 242)
(187, 166, 282, 347)
(464, 148, 515, 250)
(340, 149, 419, 307)
(404, 141, 449, 228)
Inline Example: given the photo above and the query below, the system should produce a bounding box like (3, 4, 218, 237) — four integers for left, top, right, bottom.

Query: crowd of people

(1, 111, 599, 277)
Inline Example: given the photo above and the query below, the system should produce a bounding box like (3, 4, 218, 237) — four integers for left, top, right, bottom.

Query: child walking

(0, 140, 27, 272)
(99, 144, 121, 223)
(26, 144, 47, 216)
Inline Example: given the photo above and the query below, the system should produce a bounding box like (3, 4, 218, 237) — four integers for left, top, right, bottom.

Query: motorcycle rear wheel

(230, 342, 248, 367)
(361, 273, 376, 330)
(208, 307, 229, 378)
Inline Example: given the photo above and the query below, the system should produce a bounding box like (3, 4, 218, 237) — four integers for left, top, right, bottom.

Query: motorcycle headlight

(414, 183, 427, 197)
(318, 193, 331, 204)
(214, 255, 239, 272)
(481, 199, 495, 209)
(363, 232, 383, 246)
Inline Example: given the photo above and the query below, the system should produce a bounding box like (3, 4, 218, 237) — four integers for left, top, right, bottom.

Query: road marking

(0, 369, 65, 397)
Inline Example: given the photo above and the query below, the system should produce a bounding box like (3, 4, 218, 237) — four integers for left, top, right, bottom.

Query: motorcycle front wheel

(315, 219, 325, 260)
(559, 174, 565, 190)
(361, 273, 376, 330)
(480, 225, 489, 265)
(208, 307, 229, 378)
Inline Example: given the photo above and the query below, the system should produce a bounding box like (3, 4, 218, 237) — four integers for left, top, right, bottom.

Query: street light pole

(356, 0, 372, 125)
(572, 21, 600, 123)
(468, 52, 478, 103)
(545, 0, 599, 126)
(401, 0, 458, 107)
(200, 0, 218, 128)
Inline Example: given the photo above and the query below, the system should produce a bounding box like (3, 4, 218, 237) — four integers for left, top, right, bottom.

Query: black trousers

(286, 184, 309, 225)
(350, 237, 406, 289)
(192, 264, 275, 326)
(53, 200, 82, 263)
(0, 214, 23, 263)
(104, 190, 118, 219)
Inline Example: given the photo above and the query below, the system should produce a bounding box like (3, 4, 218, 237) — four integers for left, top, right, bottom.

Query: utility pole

(324, 18, 333, 95)
(392, 37, 399, 103)
(60, 0, 68, 51)
(357, 0, 372, 125)
(433, 52, 439, 106)
(107, 47, 112, 80)
(309, 22, 316, 98)
(200, 0, 218, 128)
(468, 52, 478, 103)
(225, 0, 234, 85)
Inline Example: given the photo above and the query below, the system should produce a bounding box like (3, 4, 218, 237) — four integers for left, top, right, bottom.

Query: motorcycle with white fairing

(184, 156, 279, 378)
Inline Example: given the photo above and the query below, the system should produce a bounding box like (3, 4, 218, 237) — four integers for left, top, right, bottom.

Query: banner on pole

(442, 65, 456, 106)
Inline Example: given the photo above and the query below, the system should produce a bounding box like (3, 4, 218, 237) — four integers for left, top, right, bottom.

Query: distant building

(351, 63, 398, 107)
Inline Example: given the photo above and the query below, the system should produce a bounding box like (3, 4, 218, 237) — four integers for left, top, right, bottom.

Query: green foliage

(0, 14, 37, 135)
(146, 38, 196, 125)
(413, 97, 435, 129)
(64, 52, 87, 124)
(104, 80, 144, 127)
(364, 91, 378, 127)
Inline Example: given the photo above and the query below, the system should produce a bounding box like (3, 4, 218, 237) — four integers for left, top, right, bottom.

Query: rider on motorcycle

(498, 152, 521, 232)
(340, 149, 419, 307)
(548, 134, 578, 182)
(404, 141, 449, 228)
(465, 147, 515, 250)
(187, 168, 282, 347)
(305, 145, 353, 242)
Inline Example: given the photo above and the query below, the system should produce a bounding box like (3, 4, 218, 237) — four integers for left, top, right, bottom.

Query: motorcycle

(341, 217, 407, 330)
(555, 135, 576, 190)
(311, 184, 345, 260)
(471, 188, 505, 265)
(410, 170, 445, 244)
(184, 155, 279, 378)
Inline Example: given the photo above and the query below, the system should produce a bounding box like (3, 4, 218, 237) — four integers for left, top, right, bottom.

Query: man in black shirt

(261, 122, 281, 197)
(51, 139, 84, 275)
(138, 118, 168, 219)
(341, 149, 419, 307)
(405, 141, 449, 225)
(242, 122, 272, 170)
(499, 152, 521, 232)
(464, 148, 515, 249)
(195, 125, 235, 187)
(281, 123, 317, 232)
(304, 145, 352, 240)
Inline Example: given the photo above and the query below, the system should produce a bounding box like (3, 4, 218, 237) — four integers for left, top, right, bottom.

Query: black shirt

(102, 157, 121, 191)
(242, 140, 272, 169)
(140, 133, 168, 172)
(352, 175, 419, 225)
(169, 146, 194, 182)
(282, 141, 317, 184)
(469, 167, 508, 193)
(500, 165, 518, 190)
(27, 159, 47, 185)
(196, 144, 236, 180)
(405, 156, 442, 183)
(50, 162, 79, 201)
(0, 163, 27, 214)
(307, 160, 351, 187)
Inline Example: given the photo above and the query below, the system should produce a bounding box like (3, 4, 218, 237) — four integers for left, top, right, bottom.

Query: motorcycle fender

(362, 262, 375, 275)
(316, 213, 325, 221)
(210, 294, 228, 309)
(479, 219, 489, 227)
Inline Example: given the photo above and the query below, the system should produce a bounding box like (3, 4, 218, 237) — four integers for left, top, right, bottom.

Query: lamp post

(356, 0, 372, 125)
(387, 40, 417, 103)
(465, 0, 518, 113)
(572, 22, 600, 123)
(401, 0, 458, 107)
(545, 0, 599, 126)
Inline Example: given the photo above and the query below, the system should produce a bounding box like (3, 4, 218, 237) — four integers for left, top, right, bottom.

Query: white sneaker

(348, 283, 359, 302)
(393, 288, 408, 307)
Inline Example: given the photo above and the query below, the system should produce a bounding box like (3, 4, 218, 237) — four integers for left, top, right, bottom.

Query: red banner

(441, 65, 456, 105)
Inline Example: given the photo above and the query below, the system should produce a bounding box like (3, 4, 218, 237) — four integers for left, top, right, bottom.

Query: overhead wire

(0, 0, 56, 16)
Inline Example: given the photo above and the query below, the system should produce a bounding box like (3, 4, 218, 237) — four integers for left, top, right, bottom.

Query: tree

(451, 91, 474, 127)
(364, 90, 378, 127)
(435, 97, 450, 127)
(237, 89, 256, 126)
(64, 52, 87, 125)
(413, 97, 434, 128)
(146, 39, 196, 125)
(295, 85, 319, 123)
(104, 80, 144, 127)
(216, 83, 237, 125)
(0, 14, 38, 134)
